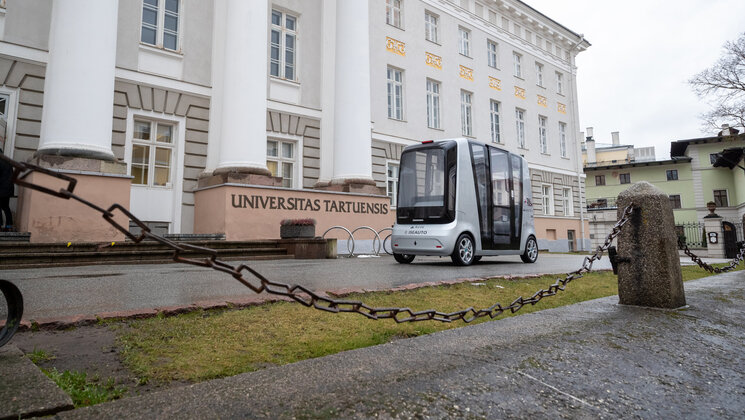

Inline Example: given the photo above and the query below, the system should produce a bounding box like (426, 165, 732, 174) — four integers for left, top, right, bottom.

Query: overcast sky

(525, 0, 745, 159)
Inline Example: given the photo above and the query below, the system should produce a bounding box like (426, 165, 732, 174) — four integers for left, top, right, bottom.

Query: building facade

(0, 0, 590, 251)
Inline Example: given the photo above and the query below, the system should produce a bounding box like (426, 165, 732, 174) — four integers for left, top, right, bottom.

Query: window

(595, 175, 605, 186)
(386, 0, 402, 28)
(619, 173, 631, 184)
(567, 230, 576, 252)
(515, 108, 525, 148)
(559, 122, 567, 158)
(387, 67, 404, 120)
(270, 10, 298, 80)
(535, 62, 544, 87)
(424, 11, 438, 43)
(459, 28, 471, 56)
(513, 52, 522, 77)
(563, 188, 574, 216)
(461, 90, 473, 136)
(542, 184, 554, 215)
(669, 194, 682, 209)
(131, 120, 175, 187)
(141, 0, 180, 51)
(487, 40, 499, 68)
(490, 100, 501, 143)
(713, 189, 729, 207)
(387, 162, 400, 208)
(556, 71, 564, 94)
(538, 116, 548, 154)
(666, 169, 679, 180)
(426, 79, 441, 129)
(267, 140, 295, 188)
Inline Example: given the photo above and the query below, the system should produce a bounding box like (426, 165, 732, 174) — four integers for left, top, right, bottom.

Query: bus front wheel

(451, 233, 475, 266)
(521, 236, 538, 263)
(394, 253, 416, 264)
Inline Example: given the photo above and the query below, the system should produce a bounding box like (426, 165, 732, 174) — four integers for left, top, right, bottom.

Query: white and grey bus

(391, 138, 538, 266)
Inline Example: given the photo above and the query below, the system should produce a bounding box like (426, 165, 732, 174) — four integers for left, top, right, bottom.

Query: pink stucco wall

(17, 171, 131, 243)
(194, 185, 395, 240)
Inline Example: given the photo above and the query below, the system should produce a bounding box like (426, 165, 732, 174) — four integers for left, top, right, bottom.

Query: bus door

(510, 154, 523, 248)
(469, 143, 492, 249)
(489, 147, 513, 249)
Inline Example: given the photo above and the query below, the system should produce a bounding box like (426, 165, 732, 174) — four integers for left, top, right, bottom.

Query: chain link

(678, 238, 744, 273)
(2, 155, 635, 323)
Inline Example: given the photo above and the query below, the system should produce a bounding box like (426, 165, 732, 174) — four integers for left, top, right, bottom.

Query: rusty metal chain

(678, 238, 744, 273)
(1, 154, 634, 323)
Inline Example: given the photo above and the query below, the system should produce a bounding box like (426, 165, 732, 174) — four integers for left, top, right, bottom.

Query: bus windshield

(398, 148, 445, 208)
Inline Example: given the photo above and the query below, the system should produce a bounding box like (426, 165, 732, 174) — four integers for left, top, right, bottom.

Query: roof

(514, 0, 591, 48)
(583, 157, 692, 171)
(670, 133, 745, 158)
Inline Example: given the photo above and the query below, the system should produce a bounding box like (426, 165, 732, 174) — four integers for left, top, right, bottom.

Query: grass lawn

(118, 265, 740, 384)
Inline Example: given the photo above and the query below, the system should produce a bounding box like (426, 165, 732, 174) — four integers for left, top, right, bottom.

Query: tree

(689, 32, 745, 131)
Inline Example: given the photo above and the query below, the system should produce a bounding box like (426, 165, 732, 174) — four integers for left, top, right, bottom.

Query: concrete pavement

(53, 270, 745, 419)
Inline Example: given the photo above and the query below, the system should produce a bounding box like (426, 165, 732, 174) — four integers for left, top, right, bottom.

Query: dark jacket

(0, 156, 13, 197)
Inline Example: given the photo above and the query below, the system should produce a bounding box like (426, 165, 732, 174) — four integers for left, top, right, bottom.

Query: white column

(38, 0, 119, 160)
(318, 0, 337, 183)
(332, 0, 373, 183)
(210, 0, 269, 174)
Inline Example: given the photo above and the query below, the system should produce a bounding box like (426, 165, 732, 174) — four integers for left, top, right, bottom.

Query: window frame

(460, 90, 473, 137)
(270, 9, 299, 81)
(669, 194, 682, 209)
(266, 139, 297, 188)
(541, 184, 554, 216)
(459, 27, 471, 57)
(424, 10, 438, 43)
(387, 66, 405, 121)
(713, 189, 729, 207)
(559, 122, 567, 158)
(538, 115, 548, 154)
(515, 108, 526, 148)
(563, 187, 574, 216)
(387, 160, 400, 208)
(490, 100, 501, 144)
(140, 0, 182, 52)
(666, 169, 679, 181)
(619, 173, 631, 184)
(487, 40, 499, 68)
(513, 52, 522, 78)
(556, 71, 564, 94)
(130, 119, 177, 189)
(385, 0, 403, 29)
(595, 175, 606, 186)
(426, 78, 441, 129)
(535, 62, 544, 87)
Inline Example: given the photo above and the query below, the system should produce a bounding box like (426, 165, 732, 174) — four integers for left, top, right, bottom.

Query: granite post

(616, 182, 686, 308)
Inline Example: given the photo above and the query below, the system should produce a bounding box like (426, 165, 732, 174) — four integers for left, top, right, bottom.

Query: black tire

(394, 253, 415, 264)
(521, 236, 538, 263)
(472, 256, 482, 263)
(0, 280, 24, 348)
(451, 233, 475, 266)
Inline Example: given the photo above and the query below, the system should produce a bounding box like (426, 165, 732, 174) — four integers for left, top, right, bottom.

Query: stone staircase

(0, 234, 330, 269)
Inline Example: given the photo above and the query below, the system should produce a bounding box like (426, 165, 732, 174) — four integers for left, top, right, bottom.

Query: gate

(723, 221, 738, 258)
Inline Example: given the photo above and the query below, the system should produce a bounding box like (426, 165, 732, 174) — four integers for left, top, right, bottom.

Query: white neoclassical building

(0, 0, 590, 251)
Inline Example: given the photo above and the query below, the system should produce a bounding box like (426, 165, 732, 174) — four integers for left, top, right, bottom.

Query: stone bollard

(615, 182, 686, 309)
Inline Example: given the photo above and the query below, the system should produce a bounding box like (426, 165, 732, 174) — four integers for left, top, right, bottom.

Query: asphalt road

(3, 253, 614, 320)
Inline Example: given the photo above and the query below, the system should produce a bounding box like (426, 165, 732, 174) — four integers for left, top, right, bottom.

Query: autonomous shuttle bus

(391, 138, 537, 266)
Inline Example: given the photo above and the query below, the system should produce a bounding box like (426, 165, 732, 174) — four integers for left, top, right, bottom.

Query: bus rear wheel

(394, 253, 415, 264)
(451, 233, 475, 266)
(521, 236, 538, 263)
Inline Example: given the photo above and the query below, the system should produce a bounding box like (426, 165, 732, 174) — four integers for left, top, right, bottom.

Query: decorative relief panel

(557, 102, 567, 114)
(386, 37, 406, 56)
(488, 76, 501, 91)
(459, 65, 474, 81)
(425, 52, 442, 69)
(537, 95, 547, 107)
(514, 86, 526, 99)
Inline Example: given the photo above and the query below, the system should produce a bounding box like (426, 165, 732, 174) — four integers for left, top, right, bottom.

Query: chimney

(586, 137, 596, 164)
(586, 127, 594, 140)
(611, 131, 620, 145)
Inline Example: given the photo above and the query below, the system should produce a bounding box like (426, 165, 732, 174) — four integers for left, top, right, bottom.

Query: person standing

(0, 150, 13, 231)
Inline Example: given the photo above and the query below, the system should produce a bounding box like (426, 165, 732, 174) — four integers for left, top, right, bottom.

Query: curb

(14, 271, 604, 331)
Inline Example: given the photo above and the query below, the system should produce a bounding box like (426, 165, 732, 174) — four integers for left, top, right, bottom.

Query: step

(0, 240, 288, 254)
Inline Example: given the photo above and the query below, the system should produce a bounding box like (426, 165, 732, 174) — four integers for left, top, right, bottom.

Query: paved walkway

(49, 270, 745, 419)
(4, 253, 619, 321)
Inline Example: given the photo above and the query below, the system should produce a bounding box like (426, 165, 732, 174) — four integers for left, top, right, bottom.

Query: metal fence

(676, 222, 705, 248)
